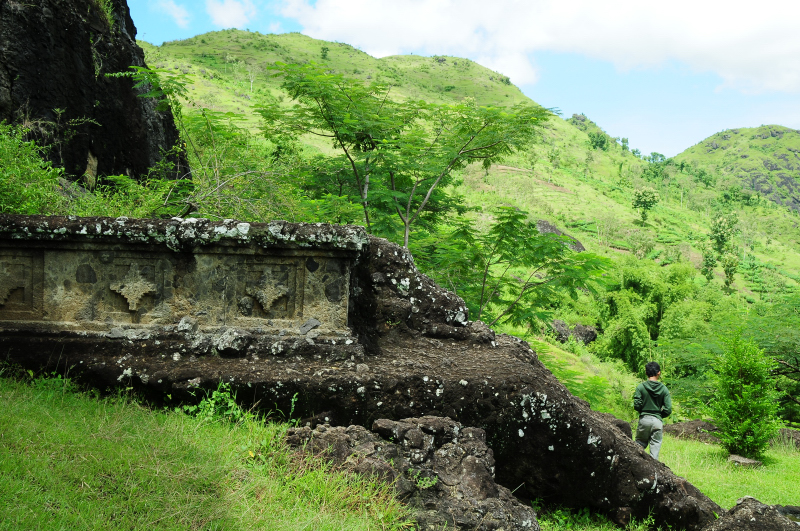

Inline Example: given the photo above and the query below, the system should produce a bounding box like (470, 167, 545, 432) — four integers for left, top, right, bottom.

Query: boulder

(536, 220, 585, 252)
(0, 215, 722, 530)
(777, 506, 800, 525)
(777, 428, 800, 450)
(286, 416, 538, 530)
(571, 323, 598, 345)
(701, 497, 799, 530)
(596, 412, 633, 440)
(552, 319, 598, 345)
(727, 455, 762, 468)
(0, 0, 186, 180)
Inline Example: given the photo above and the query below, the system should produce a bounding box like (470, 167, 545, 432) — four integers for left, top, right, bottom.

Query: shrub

(0, 123, 66, 215)
(708, 335, 780, 458)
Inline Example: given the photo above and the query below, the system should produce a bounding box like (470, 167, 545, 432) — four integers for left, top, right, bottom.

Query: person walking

(633, 361, 672, 460)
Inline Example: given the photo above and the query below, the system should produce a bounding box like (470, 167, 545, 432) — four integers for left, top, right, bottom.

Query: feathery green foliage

(413, 207, 610, 330)
(258, 62, 550, 245)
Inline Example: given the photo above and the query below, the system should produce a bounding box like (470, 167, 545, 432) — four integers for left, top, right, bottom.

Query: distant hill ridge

(675, 125, 800, 212)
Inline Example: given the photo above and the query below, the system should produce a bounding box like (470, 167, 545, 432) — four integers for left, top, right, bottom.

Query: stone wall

(0, 215, 366, 362)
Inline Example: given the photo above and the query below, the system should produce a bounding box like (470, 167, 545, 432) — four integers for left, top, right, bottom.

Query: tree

(381, 99, 548, 246)
(547, 146, 560, 169)
(246, 64, 261, 92)
(595, 290, 652, 373)
(694, 168, 715, 188)
(719, 252, 739, 288)
(709, 213, 738, 254)
(709, 335, 780, 458)
(412, 207, 609, 329)
(257, 62, 420, 231)
(258, 62, 551, 246)
(700, 245, 717, 281)
(526, 146, 538, 175)
(625, 229, 655, 258)
(320, 46, 329, 60)
(587, 131, 608, 150)
(632, 187, 659, 223)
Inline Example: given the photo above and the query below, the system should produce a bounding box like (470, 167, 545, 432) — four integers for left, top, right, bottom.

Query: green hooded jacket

(633, 380, 672, 420)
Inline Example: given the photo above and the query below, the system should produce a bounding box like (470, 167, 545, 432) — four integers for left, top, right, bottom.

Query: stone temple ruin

(0, 214, 724, 530)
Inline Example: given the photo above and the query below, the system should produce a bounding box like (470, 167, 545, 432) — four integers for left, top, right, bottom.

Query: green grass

(660, 434, 800, 509)
(536, 506, 652, 531)
(0, 373, 412, 530)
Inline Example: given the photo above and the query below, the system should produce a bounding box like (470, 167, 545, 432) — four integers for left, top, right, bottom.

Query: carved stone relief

(240, 259, 303, 320)
(0, 251, 43, 320)
(0, 216, 363, 336)
(110, 263, 158, 311)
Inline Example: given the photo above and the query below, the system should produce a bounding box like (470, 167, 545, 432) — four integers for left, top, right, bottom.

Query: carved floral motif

(110, 263, 156, 311)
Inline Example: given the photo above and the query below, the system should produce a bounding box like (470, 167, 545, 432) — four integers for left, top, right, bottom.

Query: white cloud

(154, 0, 191, 28)
(280, 0, 800, 93)
(206, 0, 256, 28)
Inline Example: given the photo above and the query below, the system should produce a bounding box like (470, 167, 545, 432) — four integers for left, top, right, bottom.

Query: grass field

(0, 373, 412, 530)
(660, 434, 800, 509)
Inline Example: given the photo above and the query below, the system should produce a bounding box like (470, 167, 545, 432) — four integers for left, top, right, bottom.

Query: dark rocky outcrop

(286, 416, 538, 530)
(0, 215, 723, 530)
(536, 220, 585, 252)
(552, 319, 598, 345)
(0, 0, 186, 181)
(701, 497, 799, 530)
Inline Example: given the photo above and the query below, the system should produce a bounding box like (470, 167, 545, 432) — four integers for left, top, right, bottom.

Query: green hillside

(675, 125, 800, 211)
(139, 30, 647, 226)
(130, 29, 800, 423)
(3, 27, 799, 531)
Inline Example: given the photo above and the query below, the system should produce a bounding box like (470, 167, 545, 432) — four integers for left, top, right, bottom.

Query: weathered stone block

(0, 215, 367, 362)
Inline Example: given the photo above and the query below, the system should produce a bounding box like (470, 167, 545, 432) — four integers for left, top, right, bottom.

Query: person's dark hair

(645, 361, 661, 377)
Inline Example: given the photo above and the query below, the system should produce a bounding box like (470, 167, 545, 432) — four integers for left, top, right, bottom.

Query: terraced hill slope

(675, 125, 800, 211)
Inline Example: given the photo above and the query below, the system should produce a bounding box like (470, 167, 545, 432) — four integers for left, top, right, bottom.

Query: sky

(127, 0, 800, 157)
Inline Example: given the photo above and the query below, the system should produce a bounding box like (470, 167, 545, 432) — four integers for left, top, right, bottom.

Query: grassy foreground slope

(0, 373, 412, 530)
(3, 372, 798, 531)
